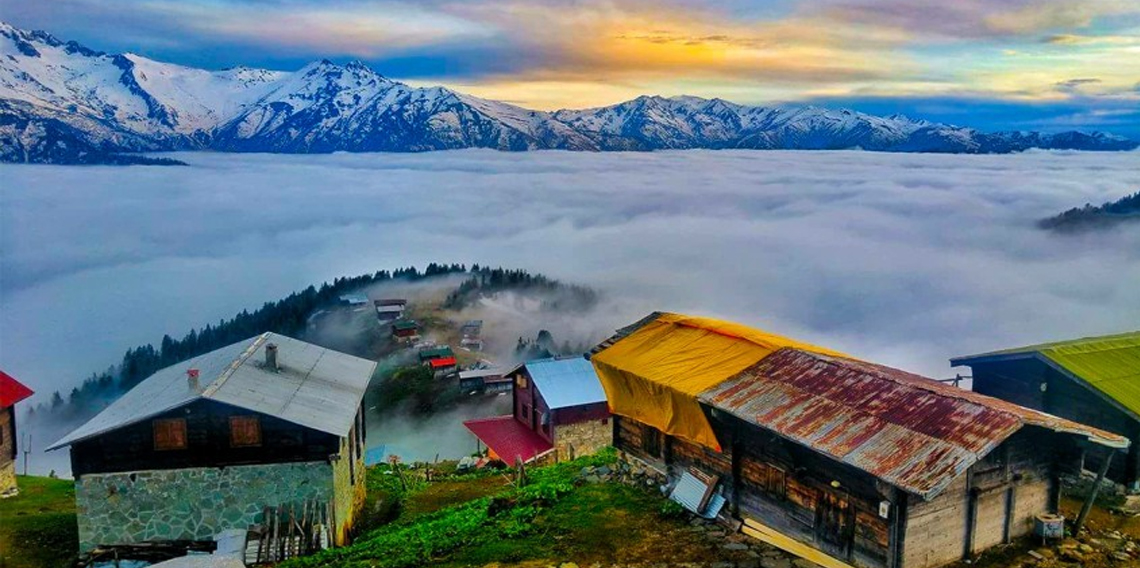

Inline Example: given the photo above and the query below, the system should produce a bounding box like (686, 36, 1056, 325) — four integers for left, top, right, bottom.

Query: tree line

(443, 266, 599, 311)
(27, 263, 469, 422)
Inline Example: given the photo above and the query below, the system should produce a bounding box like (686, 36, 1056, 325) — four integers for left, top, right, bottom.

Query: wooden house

(427, 356, 459, 378)
(458, 368, 510, 394)
(391, 319, 420, 340)
(374, 299, 406, 323)
(464, 356, 609, 464)
(47, 333, 377, 553)
(419, 346, 455, 362)
(952, 331, 1140, 488)
(590, 313, 1128, 568)
(1, 370, 35, 496)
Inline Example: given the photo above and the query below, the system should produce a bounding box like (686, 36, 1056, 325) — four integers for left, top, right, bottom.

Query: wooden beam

(742, 517, 858, 568)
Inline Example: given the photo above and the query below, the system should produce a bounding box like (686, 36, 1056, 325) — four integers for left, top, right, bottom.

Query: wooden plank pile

(247, 500, 331, 565)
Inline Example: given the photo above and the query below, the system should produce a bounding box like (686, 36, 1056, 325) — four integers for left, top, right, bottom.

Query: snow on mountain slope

(122, 55, 286, 134)
(0, 21, 1135, 164)
(0, 21, 285, 145)
(213, 59, 596, 152)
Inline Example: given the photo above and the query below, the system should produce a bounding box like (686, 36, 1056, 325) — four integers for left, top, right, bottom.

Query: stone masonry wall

(1, 408, 15, 495)
(0, 461, 16, 496)
(555, 418, 611, 460)
(330, 435, 366, 545)
(76, 461, 333, 552)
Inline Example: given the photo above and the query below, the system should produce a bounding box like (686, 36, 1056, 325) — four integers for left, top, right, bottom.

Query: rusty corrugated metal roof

(700, 348, 1128, 500)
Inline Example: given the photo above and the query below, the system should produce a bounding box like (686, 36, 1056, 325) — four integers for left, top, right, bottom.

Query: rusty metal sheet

(700, 348, 1128, 500)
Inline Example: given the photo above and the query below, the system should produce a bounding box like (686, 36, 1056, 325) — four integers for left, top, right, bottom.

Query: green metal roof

(392, 319, 419, 330)
(419, 346, 454, 360)
(954, 330, 1140, 417)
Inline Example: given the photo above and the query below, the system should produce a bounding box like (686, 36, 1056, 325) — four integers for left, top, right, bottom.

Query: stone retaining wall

(76, 461, 333, 552)
(556, 419, 611, 460)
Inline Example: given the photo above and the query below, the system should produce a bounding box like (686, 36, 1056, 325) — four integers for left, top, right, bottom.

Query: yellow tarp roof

(590, 313, 848, 451)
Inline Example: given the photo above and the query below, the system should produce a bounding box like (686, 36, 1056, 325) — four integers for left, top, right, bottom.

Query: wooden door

(816, 488, 853, 558)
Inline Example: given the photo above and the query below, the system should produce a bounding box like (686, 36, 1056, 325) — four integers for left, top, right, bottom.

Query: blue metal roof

(523, 356, 607, 409)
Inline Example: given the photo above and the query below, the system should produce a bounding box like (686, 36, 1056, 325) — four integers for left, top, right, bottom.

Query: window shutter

(229, 416, 262, 447)
(153, 418, 187, 450)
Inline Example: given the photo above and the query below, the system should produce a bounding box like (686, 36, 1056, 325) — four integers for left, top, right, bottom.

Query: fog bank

(2, 149, 1138, 471)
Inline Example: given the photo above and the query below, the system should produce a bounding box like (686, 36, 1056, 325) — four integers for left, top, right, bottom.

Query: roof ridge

(201, 332, 270, 399)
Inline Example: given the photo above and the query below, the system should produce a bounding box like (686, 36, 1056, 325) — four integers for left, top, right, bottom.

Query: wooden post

(1075, 449, 1115, 534)
(963, 469, 977, 560)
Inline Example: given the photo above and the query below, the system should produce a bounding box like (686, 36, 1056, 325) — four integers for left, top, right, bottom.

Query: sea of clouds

(1, 148, 1138, 454)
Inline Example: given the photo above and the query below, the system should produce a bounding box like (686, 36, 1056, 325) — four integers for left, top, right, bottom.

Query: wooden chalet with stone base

(47, 333, 377, 553)
(1, 370, 35, 497)
(464, 356, 609, 464)
(589, 313, 1129, 568)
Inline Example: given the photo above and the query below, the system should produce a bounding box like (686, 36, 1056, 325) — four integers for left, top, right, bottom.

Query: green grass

(0, 476, 78, 568)
(284, 449, 749, 568)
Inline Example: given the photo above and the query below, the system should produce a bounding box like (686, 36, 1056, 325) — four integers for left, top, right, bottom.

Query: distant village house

(464, 356, 609, 464)
(460, 320, 483, 351)
(1, 370, 35, 497)
(374, 299, 406, 323)
(391, 319, 420, 341)
(458, 368, 510, 394)
(952, 330, 1140, 488)
(47, 333, 377, 552)
(590, 313, 1128, 568)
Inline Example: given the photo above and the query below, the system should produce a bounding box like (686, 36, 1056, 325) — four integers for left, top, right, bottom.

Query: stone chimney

(265, 343, 279, 372)
(187, 368, 200, 391)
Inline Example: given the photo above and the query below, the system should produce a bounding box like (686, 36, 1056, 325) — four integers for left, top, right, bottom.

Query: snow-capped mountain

(211, 59, 594, 152)
(1, 21, 1135, 164)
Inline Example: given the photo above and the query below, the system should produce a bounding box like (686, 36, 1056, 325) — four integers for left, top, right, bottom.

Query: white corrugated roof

(47, 333, 377, 450)
(458, 368, 504, 379)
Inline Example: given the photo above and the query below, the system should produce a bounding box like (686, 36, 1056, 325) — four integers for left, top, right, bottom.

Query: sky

(3, 0, 1139, 136)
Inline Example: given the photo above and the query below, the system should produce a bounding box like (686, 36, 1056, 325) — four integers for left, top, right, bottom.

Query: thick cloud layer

(1, 149, 1138, 402)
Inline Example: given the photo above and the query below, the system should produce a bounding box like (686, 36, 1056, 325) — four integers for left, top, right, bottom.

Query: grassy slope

(0, 476, 77, 568)
(286, 450, 751, 568)
(440, 482, 739, 567)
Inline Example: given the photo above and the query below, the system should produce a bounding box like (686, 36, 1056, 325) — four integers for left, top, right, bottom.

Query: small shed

(47, 333, 377, 552)
(951, 330, 1140, 487)
(591, 313, 1128, 568)
(464, 356, 609, 464)
(1, 370, 35, 496)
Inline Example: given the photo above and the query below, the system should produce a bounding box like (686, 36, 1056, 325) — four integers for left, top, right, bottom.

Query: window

(229, 416, 261, 447)
(153, 418, 187, 450)
(515, 374, 528, 389)
(540, 412, 550, 436)
(643, 426, 662, 458)
(764, 466, 787, 500)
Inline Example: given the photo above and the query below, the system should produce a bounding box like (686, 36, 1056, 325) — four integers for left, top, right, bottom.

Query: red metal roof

(463, 415, 553, 463)
(430, 356, 458, 368)
(700, 348, 1128, 500)
(0, 370, 34, 408)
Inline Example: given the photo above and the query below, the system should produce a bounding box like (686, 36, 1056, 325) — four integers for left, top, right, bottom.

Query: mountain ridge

(1, 21, 1136, 164)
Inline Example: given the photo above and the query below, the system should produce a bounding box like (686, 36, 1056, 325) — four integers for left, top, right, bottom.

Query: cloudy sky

(4, 0, 1139, 135)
